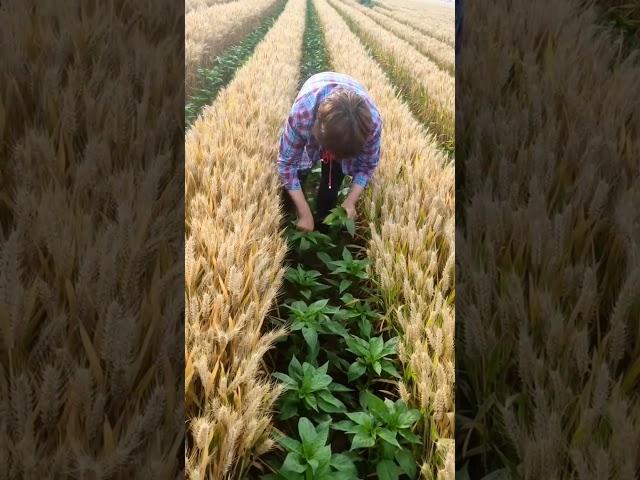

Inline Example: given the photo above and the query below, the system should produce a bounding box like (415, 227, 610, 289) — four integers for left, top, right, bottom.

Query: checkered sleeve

(353, 118, 382, 188)
(277, 111, 306, 191)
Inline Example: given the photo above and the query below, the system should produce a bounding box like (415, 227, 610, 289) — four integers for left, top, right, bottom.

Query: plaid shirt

(277, 72, 382, 191)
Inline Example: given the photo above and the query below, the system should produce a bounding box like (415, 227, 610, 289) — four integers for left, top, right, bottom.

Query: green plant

(340, 293, 380, 338)
(318, 248, 369, 281)
(265, 418, 358, 480)
(322, 206, 356, 237)
(287, 228, 336, 254)
(285, 265, 331, 300)
(345, 335, 401, 381)
(333, 392, 422, 479)
(273, 357, 350, 420)
(284, 299, 349, 359)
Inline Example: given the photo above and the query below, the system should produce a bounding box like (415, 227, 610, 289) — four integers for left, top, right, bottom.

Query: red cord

(321, 148, 335, 190)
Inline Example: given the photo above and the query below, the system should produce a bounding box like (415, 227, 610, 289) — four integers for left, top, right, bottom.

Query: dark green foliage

(300, 0, 331, 88)
(185, 0, 287, 127)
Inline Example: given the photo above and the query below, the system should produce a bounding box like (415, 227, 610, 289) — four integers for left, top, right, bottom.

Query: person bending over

(277, 72, 382, 232)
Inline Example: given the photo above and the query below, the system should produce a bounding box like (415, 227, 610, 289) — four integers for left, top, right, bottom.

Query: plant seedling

(285, 265, 331, 300)
(333, 391, 422, 480)
(287, 228, 336, 254)
(340, 293, 380, 338)
(264, 417, 358, 480)
(317, 248, 369, 281)
(345, 335, 401, 381)
(284, 299, 350, 360)
(322, 206, 356, 237)
(273, 357, 351, 420)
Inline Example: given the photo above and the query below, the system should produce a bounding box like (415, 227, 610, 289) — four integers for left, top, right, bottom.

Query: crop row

(344, 0, 454, 75)
(314, 0, 455, 478)
(373, 4, 454, 47)
(184, 0, 306, 478)
(185, 0, 278, 97)
(328, 0, 454, 152)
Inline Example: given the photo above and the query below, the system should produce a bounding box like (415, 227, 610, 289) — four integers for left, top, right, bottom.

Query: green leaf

(277, 435, 303, 456)
(273, 372, 296, 388)
(381, 361, 401, 379)
(361, 391, 389, 421)
(395, 448, 417, 479)
(378, 429, 400, 447)
(281, 452, 307, 474)
(376, 459, 400, 480)
(347, 361, 366, 381)
(331, 453, 357, 474)
(350, 433, 375, 450)
(345, 411, 372, 425)
(338, 279, 352, 293)
(398, 429, 422, 444)
(332, 420, 358, 433)
(398, 410, 422, 428)
(298, 417, 317, 447)
(313, 445, 332, 470)
(303, 394, 319, 411)
(370, 336, 385, 357)
(301, 327, 319, 356)
(310, 373, 333, 391)
(373, 361, 382, 375)
(345, 219, 356, 236)
(342, 248, 353, 262)
(299, 237, 310, 251)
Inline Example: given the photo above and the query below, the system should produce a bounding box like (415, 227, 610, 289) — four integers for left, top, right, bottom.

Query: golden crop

(458, 0, 640, 477)
(185, 0, 278, 97)
(343, 0, 454, 74)
(328, 0, 454, 148)
(314, 0, 455, 478)
(184, 0, 306, 478)
(375, 0, 455, 45)
(0, 0, 183, 477)
(186, 0, 238, 13)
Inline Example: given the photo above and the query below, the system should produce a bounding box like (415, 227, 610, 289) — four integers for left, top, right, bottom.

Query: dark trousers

(281, 160, 345, 226)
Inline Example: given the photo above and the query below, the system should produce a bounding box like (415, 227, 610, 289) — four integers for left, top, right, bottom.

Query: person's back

(277, 72, 383, 232)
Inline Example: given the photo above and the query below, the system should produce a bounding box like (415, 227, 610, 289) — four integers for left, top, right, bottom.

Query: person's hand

(296, 213, 314, 232)
(342, 201, 357, 220)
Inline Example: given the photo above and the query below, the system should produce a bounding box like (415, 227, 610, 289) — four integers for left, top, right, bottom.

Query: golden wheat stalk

(373, 3, 454, 47)
(185, 0, 279, 97)
(457, 0, 640, 477)
(328, 0, 454, 125)
(342, 0, 454, 74)
(184, 0, 306, 478)
(314, 0, 455, 478)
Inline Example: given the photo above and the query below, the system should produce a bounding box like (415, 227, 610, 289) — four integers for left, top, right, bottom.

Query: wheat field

(185, 0, 454, 478)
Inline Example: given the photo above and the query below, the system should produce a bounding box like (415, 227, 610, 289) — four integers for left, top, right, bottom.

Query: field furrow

(328, 0, 454, 151)
(314, 0, 455, 477)
(185, 0, 279, 97)
(343, 0, 454, 74)
(184, 0, 306, 477)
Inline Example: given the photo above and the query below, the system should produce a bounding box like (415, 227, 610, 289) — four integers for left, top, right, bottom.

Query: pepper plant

(264, 417, 359, 480)
(318, 247, 369, 281)
(333, 391, 422, 480)
(273, 356, 351, 420)
(285, 265, 331, 300)
(345, 335, 401, 381)
(284, 299, 349, 360)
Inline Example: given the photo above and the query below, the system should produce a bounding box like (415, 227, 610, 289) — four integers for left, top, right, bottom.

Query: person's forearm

(344, 184, 364, 207)
(288, 189, 312, 218)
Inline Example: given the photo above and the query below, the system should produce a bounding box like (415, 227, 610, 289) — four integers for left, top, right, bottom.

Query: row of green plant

(300, 0, 332, 89)
(258, 188, 423, 479)
(331, 1, 455, 156)
(185, 0, 287, 127)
